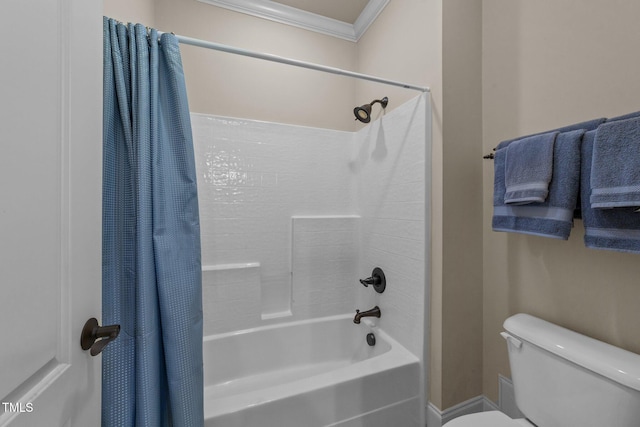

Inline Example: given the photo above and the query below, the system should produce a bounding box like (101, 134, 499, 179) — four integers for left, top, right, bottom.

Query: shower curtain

(102, 18, 203, 427)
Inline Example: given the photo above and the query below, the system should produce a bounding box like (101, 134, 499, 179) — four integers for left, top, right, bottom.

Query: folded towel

(493, 129, 584, 240)
(590, 117, 640, 208)
(504, 132, 558, 204)
(581, 130, 640, 253)
(573, 112, 639, 218)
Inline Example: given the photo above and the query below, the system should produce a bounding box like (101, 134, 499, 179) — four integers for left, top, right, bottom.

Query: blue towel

(590, 116, 640, 208)
(504, 132, 558, 204)
(581, 130, 640, 253)
(607, 110, 640, 122)
(493, 129, 584, 240)
(573, 112, 640, 218)
(496, 117, 606, 150)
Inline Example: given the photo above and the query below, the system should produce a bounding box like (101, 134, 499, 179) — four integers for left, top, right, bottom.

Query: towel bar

(483, 147, 496, 159)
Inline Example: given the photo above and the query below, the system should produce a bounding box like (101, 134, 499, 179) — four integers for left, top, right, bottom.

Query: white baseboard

(426, 395, 489, 426)
(483, 397, 500, 412)
(425, 377, 521, 426)
(426, 402, 442, 427)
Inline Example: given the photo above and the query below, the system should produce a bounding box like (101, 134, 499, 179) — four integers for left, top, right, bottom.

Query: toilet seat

(444, 411, 533, 427)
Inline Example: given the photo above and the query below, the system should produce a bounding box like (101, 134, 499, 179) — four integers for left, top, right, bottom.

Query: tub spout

(353, 306, 381, 324)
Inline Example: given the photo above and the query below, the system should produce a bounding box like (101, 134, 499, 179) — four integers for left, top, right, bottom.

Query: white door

(0, 0, 103, 426)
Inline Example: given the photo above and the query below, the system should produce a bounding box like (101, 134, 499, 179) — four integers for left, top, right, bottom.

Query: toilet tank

(502, 314, 640, 427)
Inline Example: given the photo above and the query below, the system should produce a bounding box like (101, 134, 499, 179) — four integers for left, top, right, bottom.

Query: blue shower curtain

(102, 17, 203, 427)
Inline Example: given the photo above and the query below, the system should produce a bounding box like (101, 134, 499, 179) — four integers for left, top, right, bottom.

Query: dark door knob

(80, 318, 120, 356)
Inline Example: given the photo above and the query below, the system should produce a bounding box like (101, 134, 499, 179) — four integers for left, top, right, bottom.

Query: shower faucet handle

(359, 277, 378, 286)
(359, 267, 386, 294)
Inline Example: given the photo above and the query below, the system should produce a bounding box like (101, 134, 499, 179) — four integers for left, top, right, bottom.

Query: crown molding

(353, 0, 389, 40)
(196, 0, 389, 42)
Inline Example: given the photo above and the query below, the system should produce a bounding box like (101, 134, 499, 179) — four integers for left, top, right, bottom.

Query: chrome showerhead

(353, 97, 388, 123)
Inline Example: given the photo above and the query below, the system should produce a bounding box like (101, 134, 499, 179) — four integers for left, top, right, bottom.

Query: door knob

(80, 318, 120, 356)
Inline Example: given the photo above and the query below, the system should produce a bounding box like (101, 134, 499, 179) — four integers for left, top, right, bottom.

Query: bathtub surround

(291, 216, 360, 320)
(202, 263, 261, 335)
(354, 94, 428, 359)
(193, 93, 427, 342)
(192, 94, 428, 425)
(193, 114, 357, 334)
(207, 214, 364, 325)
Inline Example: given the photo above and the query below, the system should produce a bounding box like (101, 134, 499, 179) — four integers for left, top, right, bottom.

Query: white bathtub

(203, 314, 422, 427)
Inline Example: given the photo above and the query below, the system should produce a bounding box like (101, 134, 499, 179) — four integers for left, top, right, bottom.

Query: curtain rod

(164, 33, 430, 93)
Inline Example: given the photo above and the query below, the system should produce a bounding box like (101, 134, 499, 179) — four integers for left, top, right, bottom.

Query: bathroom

(2, 0, 640, 426)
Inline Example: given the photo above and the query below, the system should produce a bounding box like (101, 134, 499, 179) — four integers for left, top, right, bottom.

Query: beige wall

(441, 0, 483, 409)
(483, 0, 640, 403)
(104, 0, 155, 26)
(355, 0, 434, 123)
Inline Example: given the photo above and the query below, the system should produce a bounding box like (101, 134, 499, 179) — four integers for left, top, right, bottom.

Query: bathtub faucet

(353, 306, 381, 324)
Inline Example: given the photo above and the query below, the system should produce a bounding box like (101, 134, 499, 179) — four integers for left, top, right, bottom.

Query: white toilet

(445, 313, 640, 427)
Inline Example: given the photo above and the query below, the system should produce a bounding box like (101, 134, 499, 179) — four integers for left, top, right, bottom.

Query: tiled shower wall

(354, 94, 428, 358)
(291, 216, 360, 320)
(192, 115, 358, 334)
(192, 93, 428, 347)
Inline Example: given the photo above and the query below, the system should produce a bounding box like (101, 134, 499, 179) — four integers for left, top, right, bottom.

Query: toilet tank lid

(503, 314, 640, 392)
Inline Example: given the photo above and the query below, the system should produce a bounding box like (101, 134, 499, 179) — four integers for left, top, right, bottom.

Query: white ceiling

(197, 0, 390, 42)
(272, 0, 370, 25)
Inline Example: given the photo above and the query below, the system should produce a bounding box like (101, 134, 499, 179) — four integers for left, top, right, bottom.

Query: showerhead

(353, 97, 388, 123)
